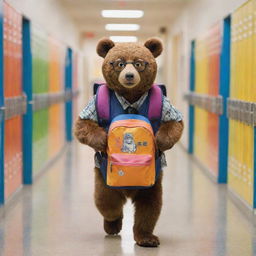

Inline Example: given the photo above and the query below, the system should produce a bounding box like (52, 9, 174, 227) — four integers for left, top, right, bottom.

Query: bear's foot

(104, 216, 123, 235)
(135, 233, 160, 247)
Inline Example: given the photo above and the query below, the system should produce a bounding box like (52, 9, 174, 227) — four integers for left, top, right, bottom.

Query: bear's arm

(74, 117, 107, 152)
(155, 120, 184, 152)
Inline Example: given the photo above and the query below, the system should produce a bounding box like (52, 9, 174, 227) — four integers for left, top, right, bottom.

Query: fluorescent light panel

(105, 24, 140, 31)
(102, 10, 144, 18)
(110, 36, 138, 43)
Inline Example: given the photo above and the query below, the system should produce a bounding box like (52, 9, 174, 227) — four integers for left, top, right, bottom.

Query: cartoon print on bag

(121, 133, 137, 153)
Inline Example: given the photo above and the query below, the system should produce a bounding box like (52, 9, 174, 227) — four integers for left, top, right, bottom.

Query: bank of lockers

(0, 1, 78, 204)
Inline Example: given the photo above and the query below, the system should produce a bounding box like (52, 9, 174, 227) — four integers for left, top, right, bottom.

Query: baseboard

(228, 187, 256, 222)
(187, 150, 256, 219)
(32, 143, 68, 184)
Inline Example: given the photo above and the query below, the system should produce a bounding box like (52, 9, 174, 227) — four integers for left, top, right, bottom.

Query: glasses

(109, 59, 148, 72)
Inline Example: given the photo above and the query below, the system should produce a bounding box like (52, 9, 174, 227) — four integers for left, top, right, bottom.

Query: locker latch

(4, 93, 27, 120)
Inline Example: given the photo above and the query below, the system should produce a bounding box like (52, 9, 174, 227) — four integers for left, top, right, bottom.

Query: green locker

(31, 26, 49, 176)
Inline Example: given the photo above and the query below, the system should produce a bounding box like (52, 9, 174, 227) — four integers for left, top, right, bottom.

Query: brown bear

(74, 38, 183, 247)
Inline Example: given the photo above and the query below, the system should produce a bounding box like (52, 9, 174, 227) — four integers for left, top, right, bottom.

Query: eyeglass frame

(109, 59, 149, 72)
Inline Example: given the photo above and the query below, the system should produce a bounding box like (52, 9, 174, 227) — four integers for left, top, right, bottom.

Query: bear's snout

(118, 63, 141, 88)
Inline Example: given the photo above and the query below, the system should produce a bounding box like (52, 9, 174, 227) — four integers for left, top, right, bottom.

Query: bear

(74, 37, 184, 247)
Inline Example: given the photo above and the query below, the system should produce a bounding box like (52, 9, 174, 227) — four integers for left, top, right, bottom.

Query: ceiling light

(101, 10, 144, 18)
(105, 24, 140, 31)
(110, 36, 138, 43)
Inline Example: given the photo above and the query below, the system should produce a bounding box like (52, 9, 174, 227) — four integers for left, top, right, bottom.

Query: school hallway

(0, 142, 255, 256)
(1, 0, 256, 255)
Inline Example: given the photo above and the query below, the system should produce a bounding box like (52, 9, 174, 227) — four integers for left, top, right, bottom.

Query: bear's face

(97, 38, 163, 103)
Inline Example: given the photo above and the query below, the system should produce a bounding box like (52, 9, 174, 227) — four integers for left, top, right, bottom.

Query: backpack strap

(148, 84, 163, 120)
(96, 83, 163, 126)
(96, 84, 110, 125)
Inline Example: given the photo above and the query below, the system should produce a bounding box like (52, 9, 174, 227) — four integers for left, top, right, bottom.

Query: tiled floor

(0, 143, 256, 256)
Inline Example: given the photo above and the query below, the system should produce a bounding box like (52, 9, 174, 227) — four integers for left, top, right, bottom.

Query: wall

(166, 0, 247, 148)
(6, 0, 80, 49)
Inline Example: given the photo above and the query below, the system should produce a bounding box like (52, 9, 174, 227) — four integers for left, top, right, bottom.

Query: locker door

(3, 2, 23, 200)
(72, 52, 79, 124)
(31, 26, 49, 177)
(218, 16, 231, 183)
(22, 17, 32, 185)
(0, 0, 4, 204)
(49, 38, 65, 158)
(194, 36, 209, 169)
(188, 41, 195, 154)
(65, 48, 73, 142)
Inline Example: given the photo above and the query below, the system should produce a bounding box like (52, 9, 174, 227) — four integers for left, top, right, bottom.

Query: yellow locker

(228, 0, 255, 207)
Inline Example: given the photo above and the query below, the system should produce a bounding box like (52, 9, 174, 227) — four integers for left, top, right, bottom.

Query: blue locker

(0, 0, 4, 204)
(65, 48, 73, 142)
(22, 17, 32, 185)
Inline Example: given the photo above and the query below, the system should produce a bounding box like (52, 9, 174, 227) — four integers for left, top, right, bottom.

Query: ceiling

(57, 0, 190, 40)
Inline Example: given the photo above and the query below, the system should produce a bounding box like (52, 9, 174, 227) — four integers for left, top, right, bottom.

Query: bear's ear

(144, 38, 163, 58)
(97, 38, 115, 58)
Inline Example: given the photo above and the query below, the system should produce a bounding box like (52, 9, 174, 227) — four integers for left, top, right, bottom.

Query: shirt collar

(114, 91, 148, 110)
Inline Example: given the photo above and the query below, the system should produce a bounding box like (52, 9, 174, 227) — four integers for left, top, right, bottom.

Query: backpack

(95, 83, 163, 189)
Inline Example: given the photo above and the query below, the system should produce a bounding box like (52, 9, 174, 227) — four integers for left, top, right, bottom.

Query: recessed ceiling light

(101, 10, 144, 18)
(110, 36, 138, 43)
(105, 24, 140, 31)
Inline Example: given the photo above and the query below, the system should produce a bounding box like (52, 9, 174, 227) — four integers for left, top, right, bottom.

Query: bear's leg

(132, 174, 162, 247)
(94, 168, 126, 235)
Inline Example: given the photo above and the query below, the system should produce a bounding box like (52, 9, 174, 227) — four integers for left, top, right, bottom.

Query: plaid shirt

(79, 91, 183, 168)
(79, 92, 183, 122)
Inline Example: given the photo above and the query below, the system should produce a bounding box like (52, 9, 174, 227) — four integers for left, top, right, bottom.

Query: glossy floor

(0, 143, 256, 256)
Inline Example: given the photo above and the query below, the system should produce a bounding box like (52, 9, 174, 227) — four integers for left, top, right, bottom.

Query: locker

(22, 17, 33, 185)
(207, 25, 221, 177)
(0, 0, 4, 204)
(31, 26, 49, 176)
(49, 38, 65, 158)
(72, 52, 79, 124)
(3, 2, 23, 199)
(228, 0, 255, 207)
(65, 48, 73, 142)
(194, 33, 211, 172)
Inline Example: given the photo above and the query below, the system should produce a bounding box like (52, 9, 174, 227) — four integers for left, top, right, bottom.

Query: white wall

(167, 0, 247, 148)
(6, 0, 80, 49)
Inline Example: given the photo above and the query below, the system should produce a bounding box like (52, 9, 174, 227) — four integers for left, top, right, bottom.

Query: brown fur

(156, 120, 184, 151)
(74, 118, 107, 152)
(74, 38, 183, 247)
(100, 40, 160, 103)
(94, 167, 162, 246)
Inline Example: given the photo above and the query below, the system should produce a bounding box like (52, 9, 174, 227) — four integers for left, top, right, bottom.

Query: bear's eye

(133, 60, 148, 72)
(117, 62, 125, 68)
(134, 62, 142, 68)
